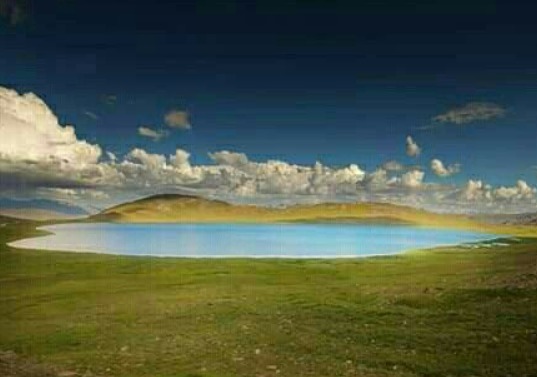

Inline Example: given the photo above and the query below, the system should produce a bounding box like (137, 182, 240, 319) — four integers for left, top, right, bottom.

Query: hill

(93, 193, 487, 229)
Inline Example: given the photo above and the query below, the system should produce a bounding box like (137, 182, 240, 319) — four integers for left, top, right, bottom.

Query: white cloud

(430, 159, 460, 177)
(433, 102, 506, 125)
(169, 149, 191, 169)
(459, 180, 489, 201)
(0, 87, 124, 192)
(363, 168, 389, 190)
(0, 86, 102, 167)
(206, 154, 366, 197)
(164, 110, 191, 129)
(0, 86, 534, 214)
(138, 126, 168, 141)
(406, 136, 421, 157)
(209, 151, 249, 167)
(114, 148, 206, 189)
(400, 170, 425, 188)
(126, 148, 167, 170)
(493, 180, 536, 201)
(308, 162, 366, 195)
(455, 179, 536, 206)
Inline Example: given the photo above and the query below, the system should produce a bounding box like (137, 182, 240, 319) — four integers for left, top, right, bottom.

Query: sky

(1, 0, 537, 213)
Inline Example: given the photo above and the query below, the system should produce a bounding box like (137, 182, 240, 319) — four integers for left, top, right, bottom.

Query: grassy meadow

(1, 216, 537, 377)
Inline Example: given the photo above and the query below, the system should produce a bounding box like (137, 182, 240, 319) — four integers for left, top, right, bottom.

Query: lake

(9, 223, 495, 258)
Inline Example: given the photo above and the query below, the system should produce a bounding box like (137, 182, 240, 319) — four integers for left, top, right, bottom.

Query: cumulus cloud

(0, 86, 535, 214)
(0, 86, 102, 167)
(209, 151, 249, 167)
(459, 180, 489, 201)
(452, 179, 536, 209)
(400, 170, 425, 188)
(126, 148, 167, 171)
(164, 110, 191, 129)
(433, 102, 506, 125)
(406, 136, 421, 157)
(363, 168, 389, 190)
(0, 86, 122, 190)
(206, 152, 366, 197)
(138, 126, 169, 141)
(169, 149, 191, 169)
(493, 180, 536, 201)
(430, 159, 460, 177)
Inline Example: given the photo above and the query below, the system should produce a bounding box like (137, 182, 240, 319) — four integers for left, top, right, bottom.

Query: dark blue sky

(1, 0, 537, 186)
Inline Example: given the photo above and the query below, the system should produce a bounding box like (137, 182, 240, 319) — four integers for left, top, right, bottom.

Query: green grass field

(1, 219, 537, 377)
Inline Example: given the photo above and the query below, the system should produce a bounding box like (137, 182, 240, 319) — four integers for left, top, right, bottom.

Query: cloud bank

(0, 86, 535, 214)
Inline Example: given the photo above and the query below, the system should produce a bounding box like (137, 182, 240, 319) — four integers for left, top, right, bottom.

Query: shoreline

(7, 221, 505, 260)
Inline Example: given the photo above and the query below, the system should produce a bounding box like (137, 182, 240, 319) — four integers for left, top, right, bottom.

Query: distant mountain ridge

(471, 213, 537, 226)
(0, 198, 88, 220)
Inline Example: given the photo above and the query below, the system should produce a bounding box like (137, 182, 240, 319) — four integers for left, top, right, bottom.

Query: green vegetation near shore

(1, 217, 537, 377)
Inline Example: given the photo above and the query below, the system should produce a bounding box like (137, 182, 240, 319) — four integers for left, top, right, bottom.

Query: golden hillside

(93, 193, 495, 231)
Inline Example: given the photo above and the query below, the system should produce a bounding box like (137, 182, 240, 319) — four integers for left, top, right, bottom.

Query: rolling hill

(92, 194, 487, 230)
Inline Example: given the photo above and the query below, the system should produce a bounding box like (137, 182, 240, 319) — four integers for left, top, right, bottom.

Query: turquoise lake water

(9, 223, 495, 258)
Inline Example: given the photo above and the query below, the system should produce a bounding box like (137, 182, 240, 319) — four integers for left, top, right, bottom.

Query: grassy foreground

(1, 219, 537, 377)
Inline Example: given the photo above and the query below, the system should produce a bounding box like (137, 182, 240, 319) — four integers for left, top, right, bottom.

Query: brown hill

(93, 194, 485, 231)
